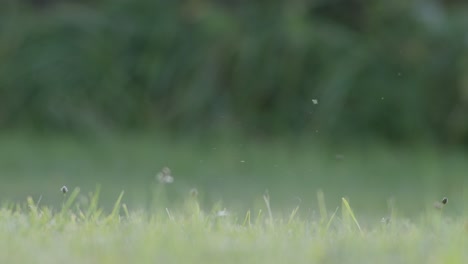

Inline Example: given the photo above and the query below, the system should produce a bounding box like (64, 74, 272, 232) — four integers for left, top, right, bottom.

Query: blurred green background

(0, 0, 467, 217)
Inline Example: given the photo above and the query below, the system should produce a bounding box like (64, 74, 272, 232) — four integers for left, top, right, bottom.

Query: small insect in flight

(434, 197, 448, 209)
(441, 197, 448, 205)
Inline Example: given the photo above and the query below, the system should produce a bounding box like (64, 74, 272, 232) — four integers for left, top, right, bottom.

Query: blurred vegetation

(1, 0, 468, 144)
(0, 133, 466, 216)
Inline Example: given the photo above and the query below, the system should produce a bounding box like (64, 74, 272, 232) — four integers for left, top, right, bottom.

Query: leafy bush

(1, 0, 467, 143)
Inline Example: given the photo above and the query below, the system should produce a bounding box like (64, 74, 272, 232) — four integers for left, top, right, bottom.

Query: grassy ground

(0, 134, 466, 263)
(0, 190, 466, 264)
(0, 133, 466, 214)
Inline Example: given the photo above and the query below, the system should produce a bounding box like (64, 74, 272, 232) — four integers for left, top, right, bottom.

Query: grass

(0, 187, 466, 264)
(0, 133, 467, 214)
(0, 134, 466, 263)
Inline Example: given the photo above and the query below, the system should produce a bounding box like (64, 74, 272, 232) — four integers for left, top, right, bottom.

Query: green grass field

(0, 134, 466, 263)
(0, 190, 466, 264)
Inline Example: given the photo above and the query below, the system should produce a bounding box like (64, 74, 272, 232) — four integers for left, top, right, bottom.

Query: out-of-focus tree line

(1, 0, 468, 144)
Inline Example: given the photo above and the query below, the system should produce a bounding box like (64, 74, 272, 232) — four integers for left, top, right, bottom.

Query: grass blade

(263, 191, 274, 227)
(317, 190, 328, 224)
(341, 197, 362, 234)
(243, 210, 251, 227)
(62, 188, 80, 213)
(288, 206, 300, 225)
(325, 206, 339, 233)
(108, 191, 125, 221)
(86, 185, 101, 219)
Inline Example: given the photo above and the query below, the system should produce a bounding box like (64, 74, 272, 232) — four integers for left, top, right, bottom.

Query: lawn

(0, 190, 466, 264)
(0, 134, 466, 263)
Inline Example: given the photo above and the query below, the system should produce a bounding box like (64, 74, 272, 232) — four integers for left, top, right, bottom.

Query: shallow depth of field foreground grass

(0, 190, 466, 264)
